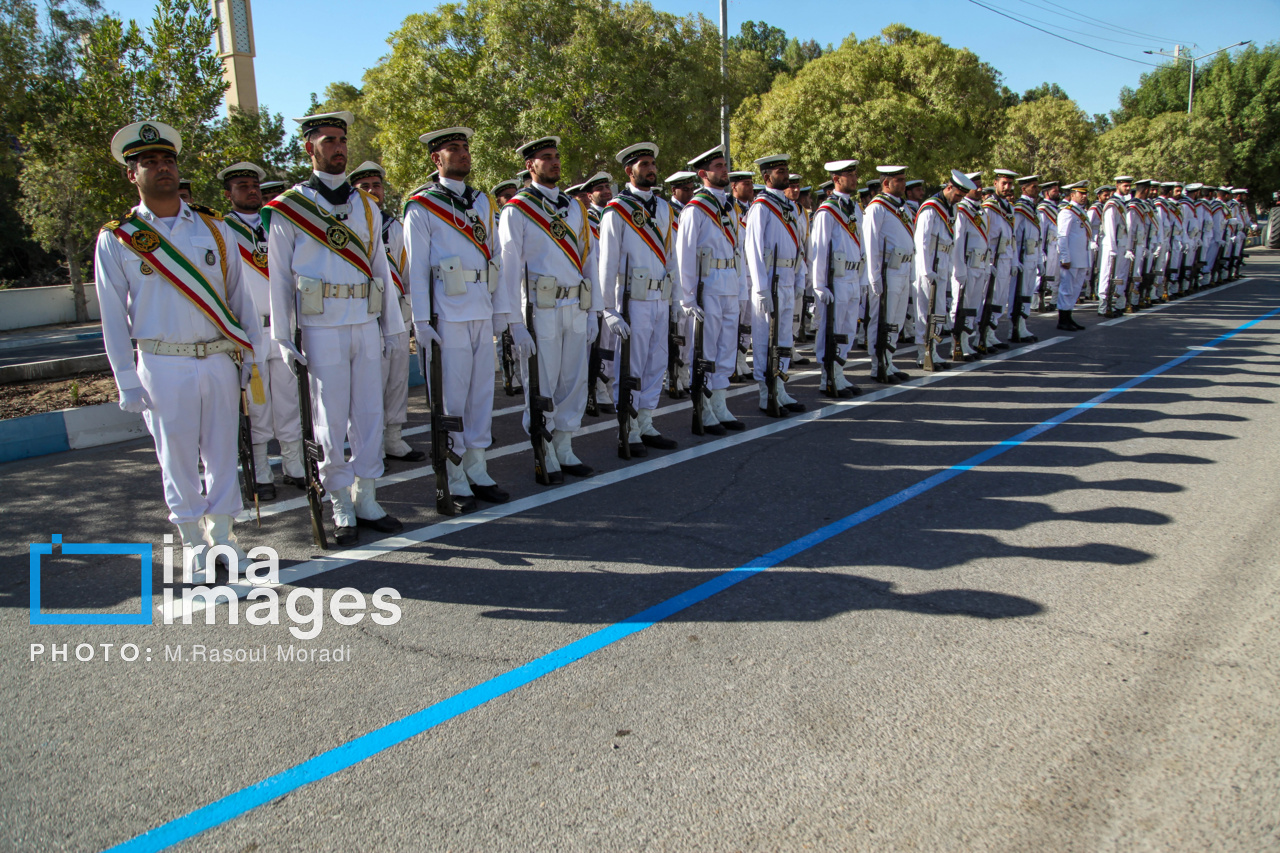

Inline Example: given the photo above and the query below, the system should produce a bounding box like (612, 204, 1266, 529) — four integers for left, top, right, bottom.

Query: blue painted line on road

(104, 302, 1280, 853)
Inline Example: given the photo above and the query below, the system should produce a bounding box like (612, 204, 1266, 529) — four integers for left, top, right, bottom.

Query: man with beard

(745, 153, 807, 413)
(864, 165, 916, 383)
(950, 171, 989, 362)
(980, 169, 1018, 349)
(403, 127, 510, 509)
(729, 170, 755, 381)
(676, 144, 747, 432)
(809, 159, 867, 395)
(266, 112, 404, 545)
(599, 144, 680, 454)
(97, 122, 266, 565)
(492, 179, 519, 206)
(1098, 175, 1134, 315)
(220, 160, 305, 501)
(499, 136, 600, 482)
(912, 170, 973, 369)
(259, 180, 284, 203)
(583, 172, 616, 413)
(1055, 181, 1091, 331)
(664, 170, 699, 398)
(1036, 180, 1061, 312)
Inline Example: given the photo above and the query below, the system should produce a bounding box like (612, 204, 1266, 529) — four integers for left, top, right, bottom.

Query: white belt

(708, 257, 735, 270)
(322, 282, 368, 298)
(433, 266, 485, 282)
(137, 338, 238, 358)
(774, 257, 797, 269)
(530, 283, 581, 300)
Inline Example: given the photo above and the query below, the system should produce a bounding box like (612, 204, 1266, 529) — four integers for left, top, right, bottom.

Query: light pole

(720, 0, 730, 167)
(1145, 41, 1250, 114)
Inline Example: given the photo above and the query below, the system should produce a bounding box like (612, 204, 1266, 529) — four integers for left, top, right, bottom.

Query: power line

(985, 0, 1160, 49)
(1019, 0, 1195, 47)
(966, 0, 1163, 67)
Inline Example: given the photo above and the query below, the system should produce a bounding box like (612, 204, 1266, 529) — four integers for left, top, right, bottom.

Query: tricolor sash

(606, 194, 670, 266)
(508, 189, 588, 273)
(688, 190, 737, 249)
(957, 202, 987, 241)
(815, 199, 861, 248)
(917, 198, 954, 237)
(1066, 203, 1091, 240)
(405, 187, 493, 262)
(1014, 199, 1038, 226)
(265, 188, 375, 279)
(587, 206, 602, 241)
(224, 213, 269, 279)
(983, 197, 1014, 228)
(870, 194, 914, 235)
(105, 212, 252, 351)
(751, 194, 800, 250)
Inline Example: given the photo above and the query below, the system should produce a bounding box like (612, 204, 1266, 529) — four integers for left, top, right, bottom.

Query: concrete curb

(0, 353, 111, 384)
(0, 401, 147, 463)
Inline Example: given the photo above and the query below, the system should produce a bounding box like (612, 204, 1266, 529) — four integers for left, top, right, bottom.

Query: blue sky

(103, 0, 1273, 123)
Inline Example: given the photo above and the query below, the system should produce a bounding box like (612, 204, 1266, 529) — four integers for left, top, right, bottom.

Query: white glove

(413, 322, 441, 348)
(278, 340, 307, 370)
(383, 335, 396, 360)
(508, 323, 536, 358)
(814, 287, 833, 305)
(118, 386, 152, 414)
(587, 317, 599, 345)
(1125, 250, 1136, 263)
(754, 292, 774, 315)
(682, 302, 705, 322)
(604, 309, 631, 340)
(240, 361, 254, 388)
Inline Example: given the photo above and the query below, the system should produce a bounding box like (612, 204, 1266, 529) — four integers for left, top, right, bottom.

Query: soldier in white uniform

(598, 143, 680, 455)
(745, 153, 808, 413)
(220, 160, 305, 502)
(863, 165, 916, 382)
(583, 172, 616, 412)
(1208, 187, 1229, 283)
(1036, 180, 1060, 313)
(912, 171, 973, 369)
(729, 170, 755, 381)
(348, 161, 426, 465)
(492, 179, 519, 206)
(97, 121, 266, 561)
(499, 136, 601, 482)
(1232, 188, 1254, 277)
(784, 173, 814, 355)
(1098, 176, 1134, 316)
(664, 170, 699, 398)
(404, 127, 511, 510)
(265, 112, 404, 546)
(1154, 182, 1182, 300)
(1087, 186, 1108, 300)
(809, 159, 866, 396)
(950, 172, 989, 362)
(1010, 174, 1041, 343)
(1124, 179, 1149, 308)
(1055, 181, 1091, 331)
(981, 169, 1017, 349)
(675, 144, 747, 432)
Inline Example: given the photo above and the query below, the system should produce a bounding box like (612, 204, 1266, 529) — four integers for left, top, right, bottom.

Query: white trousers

(1098, 253, 1130, 306)
(815, 285, 860, 363)
(990, 259, 1014, 323)
(612, 299, 668, 412)
(950, 268, 985, 332)
(867, 270, 910, 367)
(912, 274, 947, 346)
(597, 316, 617, 380)
(522, 303, 590, 434)
(137, 350, 241, 525)
(381, 330, 410, 429)
(247, 342, 301, 446)
(426, 318, 496, 450)
(302, 321, 385, 493)
(696, 292, 738, 392)
(751, 282, 796, 381)
(1057, 265, 1085, 310)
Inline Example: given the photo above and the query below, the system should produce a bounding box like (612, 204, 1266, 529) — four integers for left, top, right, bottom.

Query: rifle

(821, 241, 845, 397)
(797, 288, 814, 343)
(976, 234, 1004, 355)
(690, 256, 714, 434)
(293, 325, 328, 550)
(426, 267, 464, 515)
(1011, 231, 1029, 340)
(617, 257, 638, 458)
(237, 386, 260, 526)
(524, 265, 555, 485)
(584, 314, 613, 417)
(766, 247, 788, 416)
(500, 327, 520, 396)
(952, 231, 977, 359)
(923, 233, 944, 371)
(666, 303, 686, 399)
(875, 237, 895, 381)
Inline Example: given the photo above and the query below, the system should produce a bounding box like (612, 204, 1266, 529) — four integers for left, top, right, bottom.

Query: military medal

(631, 209, 647, 228)
(326, 225, 350, 249)
(205, 249, 216, 266)
(550, 219, 569, 240)
(472, 222, 487, 243)
(139, 262, 154, 275)
(252, 250, 268, 269)
(131, 230, 160, 253)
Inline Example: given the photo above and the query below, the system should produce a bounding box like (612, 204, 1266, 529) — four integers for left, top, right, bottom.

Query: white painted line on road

(176, 339, 1062, 619)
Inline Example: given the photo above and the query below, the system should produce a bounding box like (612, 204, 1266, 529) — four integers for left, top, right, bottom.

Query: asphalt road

(0, 329, 104, 369)
(3, 254, 1279, 852)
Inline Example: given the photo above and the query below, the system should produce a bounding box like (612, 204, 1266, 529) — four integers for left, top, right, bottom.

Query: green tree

(731, 26, 1005, 189)
(1020, 81, 1069, 103)
(1092, 113, 1232, 186)
(730, 20, 788, 75)
(315, 82, 381, 175)
(990, 96, 1095, 181)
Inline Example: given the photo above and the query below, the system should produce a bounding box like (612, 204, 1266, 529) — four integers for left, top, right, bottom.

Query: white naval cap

(1017, 174, 1040, 184)
(1040, 179, 1059, 189)
(293, 111, 354, 137)
(949, 170, 977, 191)
(418, 126, 474, 151)
(216, 161, 266, 183)
(582, 171, 613, 190)
(905, 179, 923, 188)
(992, 168, 1018, 177)
(788, 173, 802, 182)
(876, 165, 907, 177)
(259, 180, 285, 192)
(754, 153, 790, 170)
(517, 137, 560, 159)
(824, 159, 859, 172)
(1113, 174, 1134, 182)
(1185, 182, 1204, 190)
(616, 141, 659, 166)
(1232, 187, 1249, 194)
(491, 178, 518, 195)
(728, 170, 754, 181)
(1062, 180, 1089, 190)
(687, 144, 725, 169)
(347, 161, 385, 182)
(1134, 178, 1152, 186)
(664, 170, 698, 186)
(566, 183, 585, 194)
(965, 171, 983, 182)
(516, 169, 531, 182)
(111, 121, 182, 165)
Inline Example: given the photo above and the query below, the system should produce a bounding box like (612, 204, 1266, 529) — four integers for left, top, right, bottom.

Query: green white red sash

(224, 214, 269, 280)
(405, 188, 492, 262)
(983, 197, 1014, 228)
(688, 190, 737, 249)
(916, 198, 954, 237)
(1014, 198, 1038, 226)
(264, 189, 374, 279)
(957, 202, 987, 240)
(509, 189, 587, 273)
(1065, 203, 1092, 240)
(870, 194, 914, 235)
(606, 194, 669, 266)
(815, 200, 861, 248)
(106, 212, 252, 351)
(751, 194, 800, 250)
(587, 206, 602, 241)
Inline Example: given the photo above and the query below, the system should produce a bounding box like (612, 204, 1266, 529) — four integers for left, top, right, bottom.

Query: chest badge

(549, 219, 569, 241)
(252, 250, 268, 269)
(472, 223, 487, 244)
(140, 262, 154, 275)
(131, 230, 160, 253)
(326, 225, 350, 249)
(205, 249, 216, 266)
(630, 209, 647, 228)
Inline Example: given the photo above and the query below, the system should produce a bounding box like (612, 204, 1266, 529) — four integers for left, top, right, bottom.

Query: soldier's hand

(682, 302, 705, 322)
(413, 323, 441, 348)
(587, 317, 599, 346)
(754, 292, 774, 315)
(604, 309, 631, 340)
(278, 341, 308, 370)
(814, 287, 834, 305)
(118, 386, 152, 414)
(508, 323, 536, 358)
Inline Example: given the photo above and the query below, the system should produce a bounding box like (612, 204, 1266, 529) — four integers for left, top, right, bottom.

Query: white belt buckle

(193, 342, 207, 358)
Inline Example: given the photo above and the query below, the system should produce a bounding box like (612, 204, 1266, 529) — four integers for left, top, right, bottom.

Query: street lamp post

(1145, 41, 1251, 114)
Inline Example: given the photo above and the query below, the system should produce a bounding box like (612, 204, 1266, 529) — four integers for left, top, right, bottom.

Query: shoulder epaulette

(187, 202, 223, 220)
